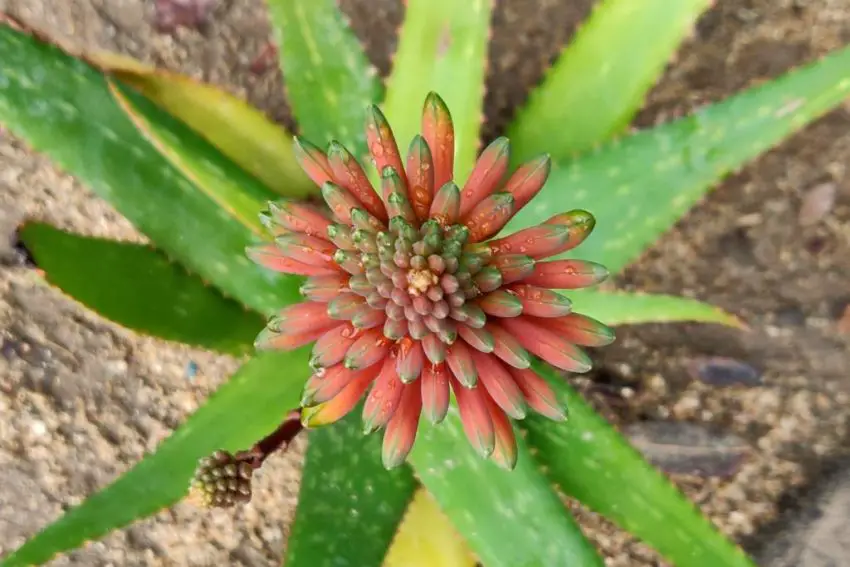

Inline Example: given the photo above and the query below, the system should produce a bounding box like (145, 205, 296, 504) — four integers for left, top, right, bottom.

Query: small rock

(0, 335, 22, 360)
(688, 356, 762, 387)
(805, 235, 830, 255)
(249, 43, 278, 75)
(758, 462, 850, 567)
(736, 212, 763, 227)
(97, 2, 146, 35)
(185, 361, 199, 381)
(103, 358, 128, 378)
(229, 542, 270, 567)
(775, 305, 806, 327)
(154, 0, 217, 33)
(837, 305, 850, 335)
(0, 330, 53, 368)
(828, 296, 850, 320)
(798, 182, 836, 226)
(624, 421, 750, 478)
(717, 227, 757, 265)
(29, 420, 47, 437)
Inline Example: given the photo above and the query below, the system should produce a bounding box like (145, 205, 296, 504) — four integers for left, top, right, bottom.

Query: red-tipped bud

(504, 154, 551, 210)
(293, 137, 334, 187)
(327, 141, 388, 221)
(509, 284, 573, 318)
(500, 317, 593, 373)
(508, 366, 566, 422)
(422, 92, 455, 190)
(406, 135, 435, 220)
(429, 182, 461, 227)
(457, 324, 495, 353)
(301, 274, 350, 303)
(396, 337, 425, 383)
(543, 209, 596, 255)
(485, 322, 532, 369)
(487, 224, 569, 259)
(310, 324, 359, 369)
(302, 366, 375, 427)
(478, 290, 523, 318)
(247, 244, 339, 276)
(485, 395, 518, 470)
(417, 362, 448, 425)
(382, 383, 422, 469)
(463, 192, 514, 242)
(362, 357, 405, 433)
(490, 254, 535, 283)
(470, 350, 528, 420)
(274, 233, 337, 267)
(459, 137, 510, 217)
(451, 377, 494, 458)
(522, 259, 608, 289)
(366, 104, 408, 188)
(344, 328, 392, 370)
(534, 313, 615, 347)
(268, 200, 332, 239)
(445, 340, 478, 387)
(321, 182, 361, 225)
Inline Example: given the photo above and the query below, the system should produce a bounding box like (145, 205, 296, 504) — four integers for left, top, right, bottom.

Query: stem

(236, 409, 304, 469)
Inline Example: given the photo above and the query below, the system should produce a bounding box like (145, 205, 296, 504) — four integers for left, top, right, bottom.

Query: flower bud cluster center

(349, 219, 485, 345)
(406, 268, 437, 296)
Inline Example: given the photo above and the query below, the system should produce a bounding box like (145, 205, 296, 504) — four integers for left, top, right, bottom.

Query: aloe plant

(1, 0, 848, 565)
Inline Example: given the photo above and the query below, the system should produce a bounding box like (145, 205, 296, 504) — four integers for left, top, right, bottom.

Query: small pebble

(186, 361, 199, 381)
(103, 358, 128, 377)
(154, 0, 217, 32)
(30, 420, 47, 437)
(837, 305, 850, 335)
(798, 182, 836, 226)
(688, 356, 762, 387)
(624, 421, 750, 478)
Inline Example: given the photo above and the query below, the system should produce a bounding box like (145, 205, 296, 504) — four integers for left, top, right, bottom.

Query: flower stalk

(189, 409, 302, 507)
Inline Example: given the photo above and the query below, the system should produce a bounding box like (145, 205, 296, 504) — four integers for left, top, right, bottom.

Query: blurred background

(1, 0, 849, 565)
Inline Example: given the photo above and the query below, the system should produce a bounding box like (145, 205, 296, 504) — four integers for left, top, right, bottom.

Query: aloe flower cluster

(190, 410, 302, 507)
(191, 450, 255, 508)
(247, 93, 613, 470)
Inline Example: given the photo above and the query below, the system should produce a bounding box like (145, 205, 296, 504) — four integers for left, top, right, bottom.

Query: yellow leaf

(384, 488, 477, 567)
(89, 50, 315, 198)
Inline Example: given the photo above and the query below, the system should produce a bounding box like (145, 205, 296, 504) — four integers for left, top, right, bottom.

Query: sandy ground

(1, 0, 850, 565)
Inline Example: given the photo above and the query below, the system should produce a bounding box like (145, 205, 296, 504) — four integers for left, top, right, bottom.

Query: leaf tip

(9, 221, 39, 269)
(724, 311, 751, 331)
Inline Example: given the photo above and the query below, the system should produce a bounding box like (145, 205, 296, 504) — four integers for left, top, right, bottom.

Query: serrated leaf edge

(16, 220, 260, 356)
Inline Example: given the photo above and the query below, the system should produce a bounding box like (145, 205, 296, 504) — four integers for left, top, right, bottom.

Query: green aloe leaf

(523, 363, 756, 567)
(382, 0, 493, 182)
(267, 0, 382, 154)
(0, 25, 298, 316)
(17, 222, 262, 355)
(566, 289, 745, 328)
(1, 349, 310, 567)
(285, 410, 416, 567)
(409, 413, 604, 567)
(99, 60, 316, 198)
(508, 0, 711, 162)
(107, 79, 275, 237)
(506, 45, 850, 274)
